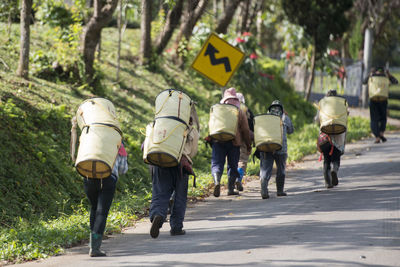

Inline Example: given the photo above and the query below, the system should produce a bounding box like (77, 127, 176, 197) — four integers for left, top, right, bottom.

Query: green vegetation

(389, 72, 400, 119)
(0, 22, 385, 264)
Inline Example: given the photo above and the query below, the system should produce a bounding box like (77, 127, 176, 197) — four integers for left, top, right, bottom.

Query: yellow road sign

(191, 33, 245, 87)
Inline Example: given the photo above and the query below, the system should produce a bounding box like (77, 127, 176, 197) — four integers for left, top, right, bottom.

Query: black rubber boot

(89, 232, 106, 257)
(260, 178, 269, 199)
(212, 172, 221, 197)
(227, 177, 239, 195)
(276, 175, 287, 196)
(324, 162, 333, 188)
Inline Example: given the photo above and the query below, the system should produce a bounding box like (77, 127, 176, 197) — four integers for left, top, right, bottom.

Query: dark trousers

(259, 152, 287, 184)
(149, 165, 188, 231)
(84, 175, 117, 235)
(369, 100, 388, 138)
(211, 141, 240, 181)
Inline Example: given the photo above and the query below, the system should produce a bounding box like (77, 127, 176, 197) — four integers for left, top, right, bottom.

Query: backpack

(317, 132, 333, 154)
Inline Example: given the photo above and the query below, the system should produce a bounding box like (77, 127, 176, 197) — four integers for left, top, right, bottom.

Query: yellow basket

(369, 76, 389, 101)
(318, 96, 348, 134)
(75, 125, 122, 178)
(145, 117, 188, 167)
(254, 114, 283, 152)
(76, 98, 120, 130)
(209, 104, 239, 141)
(155, 89, 192, 125)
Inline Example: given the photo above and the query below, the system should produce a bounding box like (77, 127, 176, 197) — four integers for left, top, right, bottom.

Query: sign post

(191, 33, 245, 87)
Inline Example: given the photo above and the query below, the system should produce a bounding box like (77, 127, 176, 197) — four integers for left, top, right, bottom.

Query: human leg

(369, 101, 381, 142)
(211, 142, 227, 197)
(275, 153, 288, 196)
(331, 148, 341, 186)
(378, 101, 388, 142)
(170, 171, 188, 235)
(320, 143, 333, 188)
(227, 144, 240, 195)
(84, 176, 116, 257)
(259, 152, 274, 199)
(149, 166, 174, 238)
(236, 143, 249, 191)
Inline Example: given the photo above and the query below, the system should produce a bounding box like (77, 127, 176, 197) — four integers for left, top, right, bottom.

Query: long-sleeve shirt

(233, 108, 252, 151)
(112, 153, 128, 179)
(276, 113, 294, 155)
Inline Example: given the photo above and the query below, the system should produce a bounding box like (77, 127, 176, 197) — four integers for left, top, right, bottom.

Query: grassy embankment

(0, 23, 394, 263)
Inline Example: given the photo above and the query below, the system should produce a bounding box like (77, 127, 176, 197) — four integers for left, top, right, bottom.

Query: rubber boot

(260, 177, 269, 199)
(89, 232, 106, 257)
(323, 162, 333, 188)
(227, 177, 239, 195)
(276, 176, 287, 196)
(331, 162, 339, 186)
(236, 168, 244, 191)
(212, 172, 222, 197)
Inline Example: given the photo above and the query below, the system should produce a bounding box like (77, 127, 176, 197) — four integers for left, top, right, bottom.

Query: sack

(317, 132, 333, 154)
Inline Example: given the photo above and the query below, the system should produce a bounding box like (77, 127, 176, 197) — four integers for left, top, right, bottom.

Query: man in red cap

(208, 88, 252, 196)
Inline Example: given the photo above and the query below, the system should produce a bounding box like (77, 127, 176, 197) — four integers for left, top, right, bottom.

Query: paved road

(14, 133, 400, 267)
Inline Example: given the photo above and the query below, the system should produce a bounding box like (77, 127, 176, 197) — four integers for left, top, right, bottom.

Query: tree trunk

(139, 0, 152, 64)
(240, 0, 250, 33)
(256, 0, 265, 45)
(82, 0, 118, 83)
(16, 0, 32, 79)
(213, 0, 219, 23)
(116, 0, 123, 81)
(215, 0, 242, 34)
(173, 0, 208, 62)
(305, 40, 316, 101)
(246, 1, 259, 32)
(154, 0, 184, 55)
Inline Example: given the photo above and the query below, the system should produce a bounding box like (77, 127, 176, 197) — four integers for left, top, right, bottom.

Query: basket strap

(70, 116, 78, 162)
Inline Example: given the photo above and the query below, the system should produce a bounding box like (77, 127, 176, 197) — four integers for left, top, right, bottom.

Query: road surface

(14, 132, 400, 267)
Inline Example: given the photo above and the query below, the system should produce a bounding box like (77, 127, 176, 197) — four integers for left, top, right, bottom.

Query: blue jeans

(149, 165, 188, 231)
(84, 175, 117, 235)
(211, 141, 240, 181)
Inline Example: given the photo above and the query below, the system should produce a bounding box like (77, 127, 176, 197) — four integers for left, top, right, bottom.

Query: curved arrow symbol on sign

(204, 43, 232, 72)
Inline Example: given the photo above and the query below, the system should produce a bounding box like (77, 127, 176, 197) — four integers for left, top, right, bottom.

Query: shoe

(213, 184, 220, 197)
(170, 229, 186, 236)
(227, 190, 239, 196)
(277, 192, 287, 196)
(150, 215, 163, 238)
(235, 181, 244, 191)
(331, 171, 338, 186)
(261, 193, 269, 199)
(326, 183, 333, 189)
(380, 136, 387, 142)
(374, 138, 380, 144)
